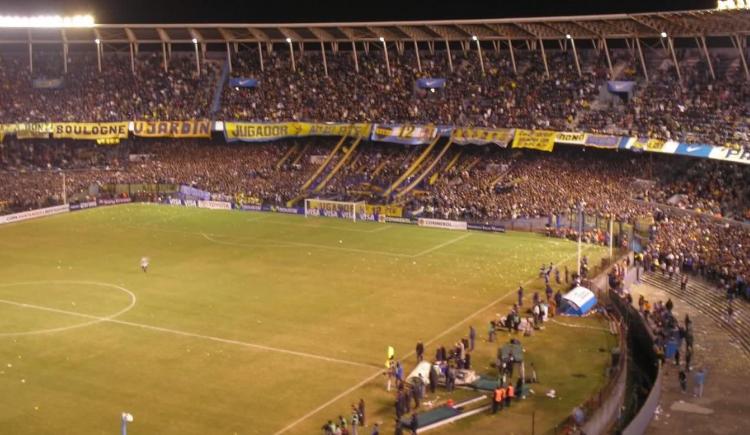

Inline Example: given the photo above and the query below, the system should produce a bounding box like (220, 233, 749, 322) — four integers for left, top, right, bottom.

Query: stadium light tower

(286, 37, 296, 72)
(472, 35, 485, 76)
(379, 36, 391, 77)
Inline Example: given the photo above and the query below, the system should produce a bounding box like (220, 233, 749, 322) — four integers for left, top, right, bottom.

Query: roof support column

(413, 40, 422, 73)
(225, 42, 232, 73)
(257, 42, 264, 72)
(380, 38, 391, 77)
(28, 31, 33, 74)
(445, 40, 453, 73)
(287, 39, 296, 72)
(320, 41, 328, 77)
(733, 34, 750, 81)
(667, 37, 681, 83)
(193, 40, 201, 76)
(129, 43, 136, 75)
(62, 43, 68, 74)
(635, 37, 649, 82)
(428, 41, 434, 55)
(162, 42, 168, 73)
(473, 36, 485, 76)
(508, 39, 517, 75)
(351, 41, 359, 73)
(602, 38, 613, 77)
(569, 36, 581, 78)
(539, 38, 549, 79)
(492, 40, 499, 53)
(96, 40, 102, 73)
(699, 36, 714, 80)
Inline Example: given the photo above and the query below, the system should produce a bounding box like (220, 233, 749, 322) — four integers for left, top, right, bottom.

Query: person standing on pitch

(517, 285, 524, 307)
(415, 341, 424, 362)
(140, 256, 149, 273)
(358, 399, 366, 427)
(468, 326, 476, 351)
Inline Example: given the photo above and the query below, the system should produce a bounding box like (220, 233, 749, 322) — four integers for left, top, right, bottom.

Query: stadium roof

(1, 8, 749, 45)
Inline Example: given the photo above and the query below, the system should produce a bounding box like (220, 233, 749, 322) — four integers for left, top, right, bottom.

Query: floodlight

(379, 36, 385, 42)
(660, 31, 667, 38)
(471, 35, 478, 41)
(286, 37, 292, 43)
(566, 34, 572, 39)
(192, 38, 198, 44)
(0, 14, 94, 28)
(95, 38, 100, 44)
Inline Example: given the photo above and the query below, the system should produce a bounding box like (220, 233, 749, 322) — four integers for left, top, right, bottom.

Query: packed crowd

(1, 138, 748, 286)
(1, 46, 748, 150)
(220, 48, 602, 131)
(0, 53, 218, 122)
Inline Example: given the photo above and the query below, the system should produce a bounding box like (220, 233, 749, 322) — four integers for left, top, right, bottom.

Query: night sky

(0, 0, 720, 23)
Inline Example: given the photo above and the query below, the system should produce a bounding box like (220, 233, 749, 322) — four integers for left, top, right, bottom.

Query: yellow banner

(308, 123, 371, 138)
(365, 204, 403, 218)
(452, 127, 514, 146)
(554, 131, 586, 145)
(17, 123, 53, 139)
(630, 137, 665, 152)
(512, 129, 557, 152)
(224, 122, 370, 142)
(224, 122, 308, 142)
(133, 120, 211, 138)
(52, 122, 129, 140)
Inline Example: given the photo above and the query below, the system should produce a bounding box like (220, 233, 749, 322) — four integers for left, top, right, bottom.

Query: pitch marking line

(272, 247, 593, 434)
(0, 280, 137, 337)
(0, 297, 377, 370)
(201, 232, 415, 258)
(412, 233, 471, 258)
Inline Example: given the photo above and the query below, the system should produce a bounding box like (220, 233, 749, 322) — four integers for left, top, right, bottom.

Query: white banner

(417, 218, 467, 231)
(0, 204, 69, 225)
(198, 200, 231, 210)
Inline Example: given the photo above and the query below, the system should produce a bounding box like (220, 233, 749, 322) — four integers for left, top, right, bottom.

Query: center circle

(0, 280, 137, 337)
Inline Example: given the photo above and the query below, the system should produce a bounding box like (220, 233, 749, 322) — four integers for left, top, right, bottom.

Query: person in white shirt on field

(140, 257, 149, 273)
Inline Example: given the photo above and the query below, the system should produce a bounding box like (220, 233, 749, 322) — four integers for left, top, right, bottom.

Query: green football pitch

(0, 204, 615, 434)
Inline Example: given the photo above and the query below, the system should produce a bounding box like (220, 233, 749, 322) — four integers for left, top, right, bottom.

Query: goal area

(304, 199, 367, 222)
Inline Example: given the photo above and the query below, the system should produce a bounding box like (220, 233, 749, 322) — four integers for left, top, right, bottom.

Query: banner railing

(1, 121, 747, 165)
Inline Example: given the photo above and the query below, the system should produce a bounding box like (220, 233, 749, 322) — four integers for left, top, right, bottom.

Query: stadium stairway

(298, 134, 348, 192)
(275, 143, 299, 170)
(290, 143, 310, 166)
(428, 150, 462, 186)
(640, 272, 750, 357)
(395, 139, 453, 199)
(313, 135, 362, 193)
(382, 137, 441, 197)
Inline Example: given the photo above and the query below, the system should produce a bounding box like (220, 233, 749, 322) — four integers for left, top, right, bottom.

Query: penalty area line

(0, 298, 378, 370)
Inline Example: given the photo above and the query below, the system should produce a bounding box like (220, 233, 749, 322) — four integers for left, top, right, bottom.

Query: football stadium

(1, 1, 749, 434)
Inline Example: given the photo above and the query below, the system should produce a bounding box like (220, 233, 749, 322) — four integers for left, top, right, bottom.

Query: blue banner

(607, 81, 635, 93)
(584, 134, 627, 149)
(674, 143, 713, 158)
(229, 78, 259, 88)
(416, 78, 446, 89)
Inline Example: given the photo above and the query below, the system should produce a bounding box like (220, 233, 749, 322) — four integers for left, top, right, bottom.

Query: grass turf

(0, 204, 615, 434)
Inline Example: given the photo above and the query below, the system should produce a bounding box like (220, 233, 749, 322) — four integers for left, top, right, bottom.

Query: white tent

(561, 286, 597, 316)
